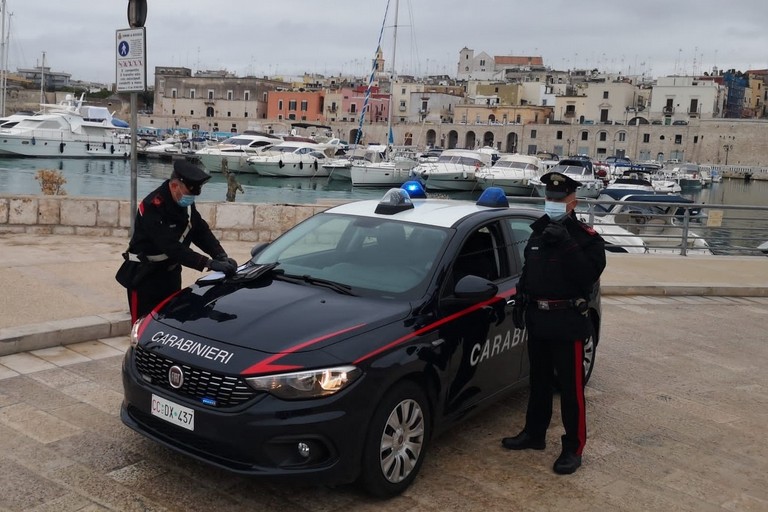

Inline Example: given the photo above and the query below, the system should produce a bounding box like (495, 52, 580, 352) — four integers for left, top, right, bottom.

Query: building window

(288, 100, 297, 111)
(300, 100, 308, 111)
(603, 91, 609, 99)
(231, 124, 237, 133)
(244, 91, 250, 101)
(208, 90, 214, 100)
(278, 100, 283, 110)
(189, 89, 195, 99)
(599, 132, 607, 141)
(618, 132, 626, 142)
(190, 110, 194, 115)
(556, 130, 563, 140)
(171, 89, 177, 99)
(227, 112, 231, 117)
(171, 109, 175, 115)
(263, 92, 268, 101)
(350, 104, 357, 113)
(643, 133, 650, 143)
(206, 107, 214, 117)
(244, 112, 249, 118)
(581, 131, 588, 141)
(401, 88, 406, 94)
(675, 134, 682, 144)
(530, 129, 537, 139)
(480, 59, 486, 66)
(288, 113, 296, 120)
(227, 90, 233, 101)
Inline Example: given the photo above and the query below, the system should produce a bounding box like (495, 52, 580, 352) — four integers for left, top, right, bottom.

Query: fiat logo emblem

(168, 366, 184, 389)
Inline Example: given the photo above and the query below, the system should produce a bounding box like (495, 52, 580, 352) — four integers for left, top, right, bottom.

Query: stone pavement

(1, 296, 767, 510)
(1, 233, 768, 356)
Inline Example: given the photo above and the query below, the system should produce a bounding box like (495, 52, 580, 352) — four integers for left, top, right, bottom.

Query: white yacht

(530, 158, 605, 198)
(349, 146, 420, 187)
(475, 153, 544, 196)
(245, 141, 330, 177)
(416, 149, 493, 191)
(0, 94, 130, 158)
(195, 132, 281, 173)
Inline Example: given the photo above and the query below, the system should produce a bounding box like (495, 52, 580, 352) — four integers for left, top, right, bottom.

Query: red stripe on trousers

(574, 339, 586, 455)
(130, 290, 139, 324)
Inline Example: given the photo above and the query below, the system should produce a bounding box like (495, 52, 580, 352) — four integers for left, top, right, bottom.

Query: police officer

(502, 171, 606, 475)
(116, 160, 237, 323)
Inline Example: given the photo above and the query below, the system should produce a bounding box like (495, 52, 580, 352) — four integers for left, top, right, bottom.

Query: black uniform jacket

(518, 211, 606, 339)
(127, 181, 224, 271)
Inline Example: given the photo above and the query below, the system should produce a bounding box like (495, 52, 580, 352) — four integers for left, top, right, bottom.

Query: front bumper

(120, 348, 369, 484)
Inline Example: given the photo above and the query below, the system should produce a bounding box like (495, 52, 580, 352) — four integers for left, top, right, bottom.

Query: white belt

(126, 253, 169, 263)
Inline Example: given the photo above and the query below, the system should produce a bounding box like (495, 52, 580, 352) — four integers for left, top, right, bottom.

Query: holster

(115, 257, 160, 289)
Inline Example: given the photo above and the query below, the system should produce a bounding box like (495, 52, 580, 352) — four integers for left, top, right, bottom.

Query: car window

(254, 213, 448, 297)
(451, 221, 510, 285)
(505, 217, 533, 273)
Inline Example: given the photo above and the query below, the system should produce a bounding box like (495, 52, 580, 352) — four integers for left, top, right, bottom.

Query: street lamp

(723, 144, 733, 165)
(127, 0, 147, 27)
(566, 138, 573, 156)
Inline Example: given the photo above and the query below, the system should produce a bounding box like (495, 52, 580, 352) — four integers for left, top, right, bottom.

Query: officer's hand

(511, 293, 526, 330)
(542, 222, 570, 244)
(214, 253, 238, 270)
(208, 258, 237, 276)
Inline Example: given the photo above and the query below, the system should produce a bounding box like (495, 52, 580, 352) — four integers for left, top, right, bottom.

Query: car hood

(147, 278, 411, 355)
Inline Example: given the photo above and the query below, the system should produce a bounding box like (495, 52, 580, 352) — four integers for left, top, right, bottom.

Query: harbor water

(1, 156, 767, 252)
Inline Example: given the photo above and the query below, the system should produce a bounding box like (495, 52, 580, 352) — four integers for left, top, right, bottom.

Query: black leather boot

(501, 431, 546, 450)
(553, 449, 582, 474)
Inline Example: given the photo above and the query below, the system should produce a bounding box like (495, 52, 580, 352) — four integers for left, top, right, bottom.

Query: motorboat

(0, 94, 130, 158)
(591, 192, 711, 254)
(415, 148, 493, 191)
(606, 168, 681, 194)
(530, 158, 605, 198)
(245, 141, 330, 177)
(349, 146, 420, 187)
(195, 132, 281, 173)
(475, 153, 544, 196)
(663, 163, 705, 190)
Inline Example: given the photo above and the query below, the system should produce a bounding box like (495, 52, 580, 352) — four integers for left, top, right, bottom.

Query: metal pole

(130, 92, 138, 235)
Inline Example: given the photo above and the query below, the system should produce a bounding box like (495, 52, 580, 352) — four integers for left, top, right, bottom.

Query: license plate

(151, 394, 195, 431)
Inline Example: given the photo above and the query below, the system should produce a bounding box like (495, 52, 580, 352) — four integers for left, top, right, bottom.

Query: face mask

(544, 200, 567, 220)
(177, 194, 195, 207)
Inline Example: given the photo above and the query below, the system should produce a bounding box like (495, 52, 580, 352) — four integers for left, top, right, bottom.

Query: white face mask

(544, 200, 568, 220)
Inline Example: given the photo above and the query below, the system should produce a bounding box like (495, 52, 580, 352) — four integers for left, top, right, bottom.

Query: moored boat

(416, 148, 492, 191)
(475, 153, 544, 196)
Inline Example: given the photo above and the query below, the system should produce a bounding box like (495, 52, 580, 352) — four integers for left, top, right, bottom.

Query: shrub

(34, 169, 67, 195)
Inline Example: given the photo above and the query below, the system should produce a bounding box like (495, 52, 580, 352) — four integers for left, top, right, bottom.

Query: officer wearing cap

(502, 170, 606, 475)
(116, 159, 238, 323)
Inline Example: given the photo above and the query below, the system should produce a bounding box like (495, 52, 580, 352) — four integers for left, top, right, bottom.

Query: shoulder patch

(579, 223, 597, 235)
(151, 195, 163, 207)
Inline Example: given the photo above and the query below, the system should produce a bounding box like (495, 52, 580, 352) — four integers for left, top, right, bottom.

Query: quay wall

(0, 195, 329, 241)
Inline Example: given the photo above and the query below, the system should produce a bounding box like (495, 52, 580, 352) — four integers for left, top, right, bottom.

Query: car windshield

(252, 213, 449, 298)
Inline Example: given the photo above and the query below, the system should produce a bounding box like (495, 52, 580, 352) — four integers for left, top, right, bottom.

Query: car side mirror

(454, 275, 498, 301)
(250, 242, 269, 258)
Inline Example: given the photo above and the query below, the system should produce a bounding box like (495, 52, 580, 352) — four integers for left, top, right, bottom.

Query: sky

(4, 0, 768, 85)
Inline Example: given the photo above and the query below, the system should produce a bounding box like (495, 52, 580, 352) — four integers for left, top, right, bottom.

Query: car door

(437, 220, 524, 417)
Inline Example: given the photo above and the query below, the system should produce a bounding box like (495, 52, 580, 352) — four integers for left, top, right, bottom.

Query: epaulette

(579, 222, 597, 235)
(151, 194, 164, 207)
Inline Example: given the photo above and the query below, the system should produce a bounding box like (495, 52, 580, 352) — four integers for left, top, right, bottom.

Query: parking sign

(116, 27, 146, 92)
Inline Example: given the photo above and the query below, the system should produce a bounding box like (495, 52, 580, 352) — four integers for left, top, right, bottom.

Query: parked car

(120, 184, 602, 497)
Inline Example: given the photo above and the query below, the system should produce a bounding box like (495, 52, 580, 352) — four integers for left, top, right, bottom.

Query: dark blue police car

(121, 183, 601, 497)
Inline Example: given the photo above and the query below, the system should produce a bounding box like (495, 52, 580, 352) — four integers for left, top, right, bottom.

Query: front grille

(134, 345, 257, 407)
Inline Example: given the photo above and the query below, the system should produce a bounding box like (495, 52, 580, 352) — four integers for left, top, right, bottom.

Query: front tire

(359, 381, 430, 498)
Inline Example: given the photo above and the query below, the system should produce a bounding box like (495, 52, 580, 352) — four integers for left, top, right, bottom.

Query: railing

(506, 196, 768, 256)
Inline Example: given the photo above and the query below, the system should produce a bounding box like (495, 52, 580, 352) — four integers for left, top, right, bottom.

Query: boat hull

(350, 164, 415, 187)
(249, 159, 329, 178)
(0, 136, 130, 158)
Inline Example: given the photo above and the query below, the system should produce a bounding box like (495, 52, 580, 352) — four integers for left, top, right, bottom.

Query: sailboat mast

(0, 0, 6, 117)
(40, 51, 46, 105)
(386, 0, 399, 149)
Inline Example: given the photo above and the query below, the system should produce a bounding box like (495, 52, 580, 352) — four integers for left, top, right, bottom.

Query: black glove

(542, 222, 570, 244)
(511, 293, 527, 330)
(214, 253, 238, 270)
(208, 258, 237, 276)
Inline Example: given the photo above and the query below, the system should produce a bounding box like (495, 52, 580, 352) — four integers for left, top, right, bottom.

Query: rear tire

(359, 381, 430, 498)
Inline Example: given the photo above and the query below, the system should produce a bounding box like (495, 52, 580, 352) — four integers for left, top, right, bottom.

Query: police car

(120, 183, 601, 497)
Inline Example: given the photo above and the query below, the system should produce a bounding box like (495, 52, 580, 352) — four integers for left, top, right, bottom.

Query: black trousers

(524, 334, 587, 455)
(127, 265, 182, 324)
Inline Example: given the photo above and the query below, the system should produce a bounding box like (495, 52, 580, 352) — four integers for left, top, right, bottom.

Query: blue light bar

(375, 188, 415, 214)
(476, 187, 509, 208)
(401, 180, 426, 199)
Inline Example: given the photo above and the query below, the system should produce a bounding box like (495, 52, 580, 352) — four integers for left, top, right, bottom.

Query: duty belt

(534, 298, 588, 312)
(124, 252, 169, 263)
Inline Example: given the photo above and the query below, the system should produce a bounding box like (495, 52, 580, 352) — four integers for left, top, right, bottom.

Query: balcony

(663, 106, 675, 114)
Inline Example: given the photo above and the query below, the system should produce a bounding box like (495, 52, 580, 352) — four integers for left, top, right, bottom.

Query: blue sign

(118, 41, 130, 57)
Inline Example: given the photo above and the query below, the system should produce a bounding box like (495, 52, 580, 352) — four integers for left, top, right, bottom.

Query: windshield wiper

(277, 272, 357, 296)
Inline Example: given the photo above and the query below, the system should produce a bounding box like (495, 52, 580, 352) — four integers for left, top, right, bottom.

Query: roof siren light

(375, 188, 415, 215)
(476, 187, 509, 208)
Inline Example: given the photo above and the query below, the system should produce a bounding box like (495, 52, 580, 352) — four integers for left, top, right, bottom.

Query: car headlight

(245, 366, 361, 400)
(129, 316, 148, 348)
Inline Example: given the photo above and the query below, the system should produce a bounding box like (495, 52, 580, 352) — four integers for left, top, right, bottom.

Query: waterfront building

(648, 75, 724, 123)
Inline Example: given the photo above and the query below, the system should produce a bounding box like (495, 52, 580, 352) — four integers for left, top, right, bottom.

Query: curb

(0, 313, 131, 357)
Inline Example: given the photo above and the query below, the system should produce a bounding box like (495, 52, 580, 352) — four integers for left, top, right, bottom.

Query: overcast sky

(5, 0, 768, 85)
